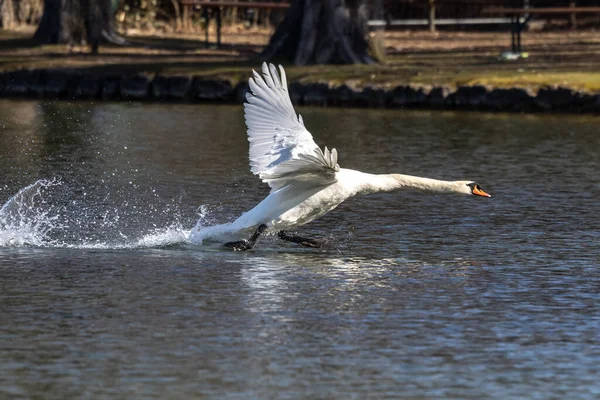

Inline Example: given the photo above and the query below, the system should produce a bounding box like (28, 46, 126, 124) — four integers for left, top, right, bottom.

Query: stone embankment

(1, 69, 599, 113)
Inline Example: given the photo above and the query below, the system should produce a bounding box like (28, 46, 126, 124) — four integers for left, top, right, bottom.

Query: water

(1, 100, 599, 399)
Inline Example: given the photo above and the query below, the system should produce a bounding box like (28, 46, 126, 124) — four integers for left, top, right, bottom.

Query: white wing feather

(244, 63, 340, 192)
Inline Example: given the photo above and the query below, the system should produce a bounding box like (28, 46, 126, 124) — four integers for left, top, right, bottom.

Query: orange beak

(473, 187, 491, 197)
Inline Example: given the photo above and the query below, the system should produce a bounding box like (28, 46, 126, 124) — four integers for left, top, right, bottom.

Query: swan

(190, 63, 491, 250)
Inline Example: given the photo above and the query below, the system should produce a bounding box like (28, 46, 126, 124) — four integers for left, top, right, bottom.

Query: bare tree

(262, 0, 375, 65)
(2, 0, 43, 29)
(34, 0, 126, 53)
(1, 0, 16, 28)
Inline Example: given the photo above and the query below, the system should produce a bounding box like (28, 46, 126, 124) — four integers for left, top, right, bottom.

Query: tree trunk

(261, 0, 375, 65)
(34, 0, 126, 51)
(170, 0, 182, 31)
(0, 0, 16, 29)
(1, 0, 43, 28)
(370, 0, 385, 62)
(17, 0, 44, 25)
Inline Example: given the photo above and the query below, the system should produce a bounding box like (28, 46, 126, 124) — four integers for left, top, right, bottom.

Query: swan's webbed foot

(223, 240, 253, 251)
(278, 231, 325, 248)
(224, 224, 267, 251)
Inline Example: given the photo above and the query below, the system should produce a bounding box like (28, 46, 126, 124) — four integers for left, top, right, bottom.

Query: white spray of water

(188, 204, 243, 245)
(66, 224, 191, 250)
(0, 179, 63, 247)
(0, 180, 216, 249)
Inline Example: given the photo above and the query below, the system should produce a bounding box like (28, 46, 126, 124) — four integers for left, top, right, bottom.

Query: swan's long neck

(358, 173, 460, 195)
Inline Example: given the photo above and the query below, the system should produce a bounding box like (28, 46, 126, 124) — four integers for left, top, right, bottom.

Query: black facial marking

(467, 182, 485, 194)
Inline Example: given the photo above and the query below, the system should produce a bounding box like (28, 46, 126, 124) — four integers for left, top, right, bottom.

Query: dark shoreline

(1, 69, 599, 114)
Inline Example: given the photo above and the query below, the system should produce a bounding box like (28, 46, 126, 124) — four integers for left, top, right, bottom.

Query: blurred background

(1, 0, 599, 110)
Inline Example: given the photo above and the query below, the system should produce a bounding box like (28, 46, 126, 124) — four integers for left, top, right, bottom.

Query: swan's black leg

(278, 231, 324, 248)
(224, 224, 267, 251)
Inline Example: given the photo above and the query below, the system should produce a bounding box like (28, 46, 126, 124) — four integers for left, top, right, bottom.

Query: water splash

(188, 205, 245, 245)
(0, 180, 216, 249)
(69, 224, 191, 250)
(0, 179, 63, 247)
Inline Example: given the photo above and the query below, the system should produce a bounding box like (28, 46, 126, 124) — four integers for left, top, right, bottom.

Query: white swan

(191, 63, 491, 250)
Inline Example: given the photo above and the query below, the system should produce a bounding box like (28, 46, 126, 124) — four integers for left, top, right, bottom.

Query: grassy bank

(1, 28, 600, 95)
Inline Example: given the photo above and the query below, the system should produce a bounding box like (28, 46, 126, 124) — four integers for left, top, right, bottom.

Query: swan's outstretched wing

(244, 63, 340, 192)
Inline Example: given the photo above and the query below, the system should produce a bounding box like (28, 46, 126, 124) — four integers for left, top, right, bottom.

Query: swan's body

(190, 63, 490, 248)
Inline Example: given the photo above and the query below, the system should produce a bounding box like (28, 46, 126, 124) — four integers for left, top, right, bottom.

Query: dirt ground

(1, 26, 600, 92)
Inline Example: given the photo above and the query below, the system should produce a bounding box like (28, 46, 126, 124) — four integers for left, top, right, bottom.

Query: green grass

(461, 71, 600, 92)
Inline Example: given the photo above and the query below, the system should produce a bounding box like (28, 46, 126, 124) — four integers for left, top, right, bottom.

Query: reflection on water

(0, 100, 599, 398)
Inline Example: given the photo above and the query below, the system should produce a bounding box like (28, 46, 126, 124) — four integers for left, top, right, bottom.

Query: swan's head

(456, 181, 491, 197)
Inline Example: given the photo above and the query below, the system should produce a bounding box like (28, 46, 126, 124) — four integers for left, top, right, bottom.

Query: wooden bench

(179, 0, 290, 47)
(369, 0, 520, 32)
(483, 6, 600, 54)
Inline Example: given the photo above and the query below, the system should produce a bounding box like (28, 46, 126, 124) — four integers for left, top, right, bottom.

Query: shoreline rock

(0, 68, 598, 114)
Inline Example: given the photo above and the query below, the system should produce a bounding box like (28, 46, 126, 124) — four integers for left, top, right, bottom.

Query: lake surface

(1, 99, 599, 399)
